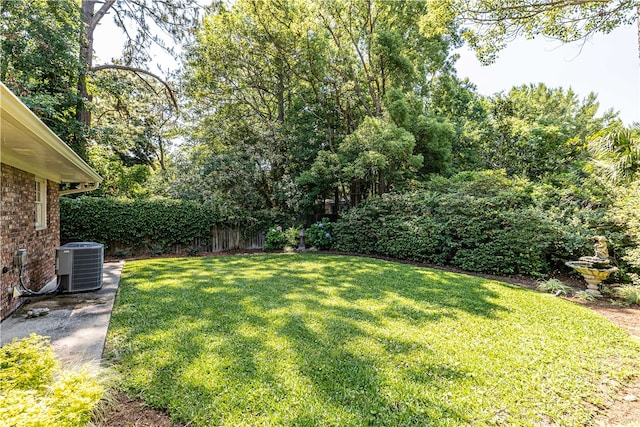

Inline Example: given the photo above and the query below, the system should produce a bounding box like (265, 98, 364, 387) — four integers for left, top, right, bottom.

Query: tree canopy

(182, 0, 464, 212)
(452, 0, 638, 63)
(1, 0, 84, 152)
(1, 0, 629, 220)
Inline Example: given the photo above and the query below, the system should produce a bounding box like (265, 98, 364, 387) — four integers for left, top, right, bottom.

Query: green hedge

(333, 171, 598, 277)
(611, 182, 640, 271)
(60, 197, 272, 254)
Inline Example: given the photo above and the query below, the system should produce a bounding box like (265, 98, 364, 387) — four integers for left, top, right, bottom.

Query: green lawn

(105, 254, 639, 426)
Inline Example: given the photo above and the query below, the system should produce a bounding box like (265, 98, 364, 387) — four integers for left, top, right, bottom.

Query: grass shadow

(104, 253, 640, 426)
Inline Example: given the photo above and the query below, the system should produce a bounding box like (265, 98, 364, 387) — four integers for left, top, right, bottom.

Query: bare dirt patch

(93, 391, 184, 427)
(584, 301, 640, 427)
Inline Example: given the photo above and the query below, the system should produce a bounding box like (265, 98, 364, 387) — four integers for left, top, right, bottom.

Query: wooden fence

(110, 227, 265, 257)
(209, 227, 265, 252)
(169, 227, 265, 254)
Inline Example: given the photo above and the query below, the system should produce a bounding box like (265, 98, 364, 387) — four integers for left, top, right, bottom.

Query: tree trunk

(637, 3, 640, 61)
(78, 1, 96, 123)
(73, 1, 97, 159)
(75, 0, 116, 158)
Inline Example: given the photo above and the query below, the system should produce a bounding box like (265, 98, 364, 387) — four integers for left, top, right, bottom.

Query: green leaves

(340, 116, 422, 194)
(60, 197, 253, 254)
(480, 83, 614, 180)
(457, 0, 637, 64)
(1, 0, 84, 151)
(305, 218, 334, 250)
(589, 126, 640, 185)
(183, 0, 461, 212)
(0, 334, 104, 427)
(264, 225, 301, 251)
(333, 170, 593, 276)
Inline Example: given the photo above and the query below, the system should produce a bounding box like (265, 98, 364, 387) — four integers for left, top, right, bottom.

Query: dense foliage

(0, 334, 103, 427)
(333, 170, 612, 277)
(60, 197, 273, 254)
(182, 0, 462, 213)
(264, 225, 301, 251)
(477, 84, 615, 179)
(305, 218, 334, 250)
(615, 182, 640, 271)
(0, 0, 85, 153)
(4, 0, 638, 279)
(597, 127, 640, 273)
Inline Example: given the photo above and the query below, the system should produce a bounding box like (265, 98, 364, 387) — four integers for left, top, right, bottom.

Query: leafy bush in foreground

(0, 334, 104, 427)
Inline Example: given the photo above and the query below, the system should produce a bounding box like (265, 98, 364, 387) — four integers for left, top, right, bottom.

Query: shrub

(574, 290, 597, 302)
(610, 182, 640, 273)
(0, 334, 104, 427)
(305, 218, 334, 250)
(264, 226, 300, 251)
(61, 197, 218, 249)
(333, 170, 597, 277)
(0, 334, 57, 391)
(615, 285, 640, 305)
(60, 196, 274, 255)
(264, 226, 287, 251)
(284, 226, 302, 250)
(537, 278, 573, 295)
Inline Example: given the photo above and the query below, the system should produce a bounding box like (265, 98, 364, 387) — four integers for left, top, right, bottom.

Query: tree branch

(91, 64, 179, 110)
(89, 0, 117, 33)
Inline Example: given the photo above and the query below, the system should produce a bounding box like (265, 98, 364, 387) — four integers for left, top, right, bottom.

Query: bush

(0, 334, 104, 427)
(305, 218, 334, 250)
(60, 196, 273, 255)
(333, 170, 598, 277)
(610, 182, 640, 273)
(264, 225, 300, 251)
(61, 197, 220, 250)
(615, 285, 640, 305)
(537, 278, 573, 295)
(264, 226, 287, 251)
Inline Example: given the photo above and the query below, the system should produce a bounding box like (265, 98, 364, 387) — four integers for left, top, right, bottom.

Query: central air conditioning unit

(56, 242, 104, 293)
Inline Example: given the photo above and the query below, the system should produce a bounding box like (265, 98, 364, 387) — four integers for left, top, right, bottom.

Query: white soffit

(0, 81, 102, 186)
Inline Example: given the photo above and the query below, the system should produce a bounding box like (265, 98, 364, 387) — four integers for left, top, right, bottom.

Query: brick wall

(1, 164, 60, 320)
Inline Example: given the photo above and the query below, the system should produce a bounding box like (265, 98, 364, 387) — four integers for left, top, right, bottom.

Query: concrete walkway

(0, 261, 123, 366)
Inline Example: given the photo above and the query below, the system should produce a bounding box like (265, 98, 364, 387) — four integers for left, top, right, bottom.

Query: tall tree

(75, 0, 200, 156)
(92, 70, 179, 171)
(1, 0, 84, 152)
(2, 0, 200, 161)
(481, 83, 616, 179)
(184, 0, 460, 212)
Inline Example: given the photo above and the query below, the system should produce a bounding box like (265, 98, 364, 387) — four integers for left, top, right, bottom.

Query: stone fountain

(565, 236, 618, 297)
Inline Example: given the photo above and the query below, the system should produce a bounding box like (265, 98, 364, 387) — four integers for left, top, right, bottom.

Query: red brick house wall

(1, 163, 60, 320)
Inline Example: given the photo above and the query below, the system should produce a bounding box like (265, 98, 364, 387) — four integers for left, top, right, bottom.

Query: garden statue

(565, 236, 617, 298)
(297, 230, 306, 253)
(593, 235, 609, 260)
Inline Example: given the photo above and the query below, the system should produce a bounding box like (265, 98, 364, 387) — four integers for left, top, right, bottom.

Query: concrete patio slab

(0, 261, 123, 366)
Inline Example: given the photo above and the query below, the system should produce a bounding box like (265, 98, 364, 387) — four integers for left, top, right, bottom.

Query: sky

(95, 18, 640, 125)
(454, 24, 639, 125)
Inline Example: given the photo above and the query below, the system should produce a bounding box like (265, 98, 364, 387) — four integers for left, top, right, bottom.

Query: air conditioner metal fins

(56, 242, 104, 293)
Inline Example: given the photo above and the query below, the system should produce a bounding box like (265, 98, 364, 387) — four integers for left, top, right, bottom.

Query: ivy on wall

(60, 197, 273, 254)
